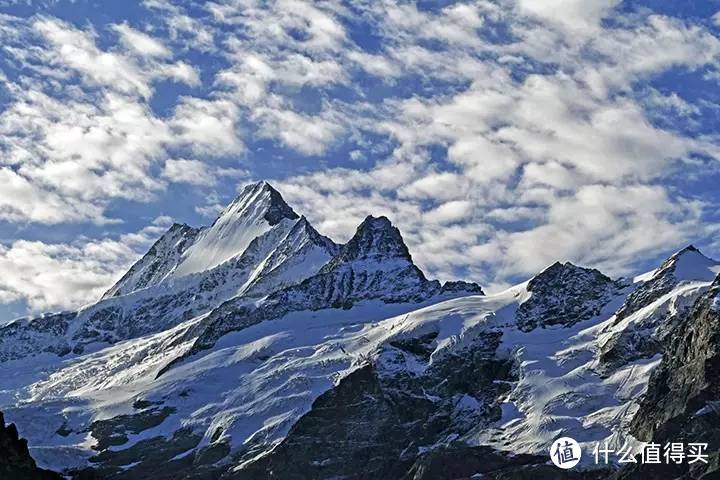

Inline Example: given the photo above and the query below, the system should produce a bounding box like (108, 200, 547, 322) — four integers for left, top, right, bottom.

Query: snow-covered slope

(172, 181, 299, 278)
(1, 183, 718, 480)
(102, 223, 200, 299)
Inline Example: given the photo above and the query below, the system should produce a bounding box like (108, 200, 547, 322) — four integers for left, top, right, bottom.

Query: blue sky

(1, 0, 720, 321)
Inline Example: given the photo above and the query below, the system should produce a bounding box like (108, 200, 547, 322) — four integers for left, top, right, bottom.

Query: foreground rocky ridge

(0, 411, 61, 480)
(0, 182, 718, 480)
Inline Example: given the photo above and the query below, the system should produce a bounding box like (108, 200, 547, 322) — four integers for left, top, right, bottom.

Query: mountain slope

(172, 181, 299, 278)
(618, 274, 720, 479)
(102, 223, 200, 299)
(103, 181, 300, 299)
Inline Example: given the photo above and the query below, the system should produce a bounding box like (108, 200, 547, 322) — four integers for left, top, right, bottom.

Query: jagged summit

(517, 261, 621, 331)
(293, 215, 339, 252)
(222, 181, 299, 226)
(183, 215, 454, 356)
(528, 261, 584, 286)
(102, 181, 301, 298)
(658, 244, 718, 282)
(320, 215, 413, 273)
(615, 244, 720, 321)
(161, 181, 300, 279)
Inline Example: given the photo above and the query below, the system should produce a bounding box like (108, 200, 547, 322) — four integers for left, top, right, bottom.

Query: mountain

(0, 183, 718, 480)
(0, 182, 337, 362)
(618, 276, 720, 479)
(102, 223, 200, 299)
(597, 246, 720, 374)
(103, 181, 300, 298)
(163, 214, 482, 369)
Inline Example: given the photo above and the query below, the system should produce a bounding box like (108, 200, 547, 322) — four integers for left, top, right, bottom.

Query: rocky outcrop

(618, 275, 720, 479)
(516, 262, 622, 331)
(0, 411, 61, 480)
(439, 280, 484, 296)
(102, 223, 200, 299)
(403, 445, 611, 480)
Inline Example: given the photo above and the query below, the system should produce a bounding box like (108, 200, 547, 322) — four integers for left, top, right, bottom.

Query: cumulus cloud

(113, 23, 171, 58)
(162, 158, 216, 186)
(0, 218, 172, 312)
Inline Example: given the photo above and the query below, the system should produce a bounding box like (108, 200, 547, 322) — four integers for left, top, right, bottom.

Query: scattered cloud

(162, 158, 216, 186)
(0, 217, 172, 312)
(2, 0, 720, 315)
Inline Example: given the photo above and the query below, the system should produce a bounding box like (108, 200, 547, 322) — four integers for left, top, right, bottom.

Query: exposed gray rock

(226, 330, 513, 479)
(102, 223, 200, 299)
(168, 216, 462, 366)
(619, 275, 720, 480)
(516, 262, 622, 331)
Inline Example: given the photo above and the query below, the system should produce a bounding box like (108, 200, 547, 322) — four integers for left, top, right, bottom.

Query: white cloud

(113, 23, 171, 58)
(0, 218, 172, 312)
(33, 18, 198, 97)
(252, 105, 344, 155)
(162, 159, 216, 186)
(171, 97, 244, 155)
(2, 0, 720, 308)
(516, 0, 622, 32)
(423, 200, 474, 225)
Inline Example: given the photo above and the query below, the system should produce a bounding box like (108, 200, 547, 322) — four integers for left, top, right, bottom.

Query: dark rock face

(403, 445, 611, 480)
(0, 312, 75, 362)
(103, 223, 200, 299)
(320, 216, 412, 270)
(440, 280, 485, 296)
(228, 331, 514, 480)
(73, 427, 205, 480)
(619, 276, 720, 479)
(90, 406, 177, 451)
(516, 262, 621, 331)
(261, 182, 300, 225)
(0, 411, 62, 480)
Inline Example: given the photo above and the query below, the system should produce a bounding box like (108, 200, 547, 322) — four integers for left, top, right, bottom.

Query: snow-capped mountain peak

(516, 261, 622, 331)
(9, 182, 720, 480)
(102, 182, 302, 299)
(171, 181, 299, 278)
(658, 244, 720, 282)
(616, 245, 720, 322)
(320, 215, 413, 273)
(219, 181, 299, 227)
